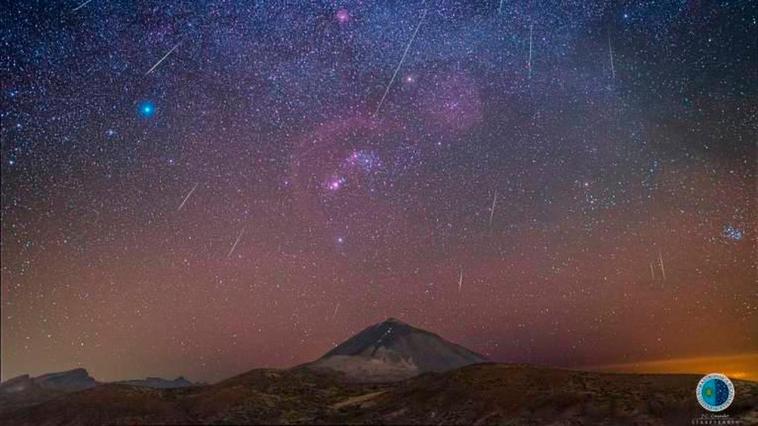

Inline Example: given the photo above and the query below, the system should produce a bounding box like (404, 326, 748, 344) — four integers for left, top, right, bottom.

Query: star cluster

(1, 1, 755, 382)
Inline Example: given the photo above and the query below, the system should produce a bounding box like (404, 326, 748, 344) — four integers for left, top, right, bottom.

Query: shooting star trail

(227, 226, 246, 259)
(146, 42, 180, 75)
(528, 22, 533, 79)
(332, 303, 340, 320)
(489, 190, 498, 228)
(608, 33, 615, 80)
(72, 0, 93, 12)
(458, 268, 464, 292)
(374, 3, 428, 116)
(649, 262, 655, 281)
(177, 183, 199, 211)
(657, 250, 666, 281)
(498, 0, 505, 15)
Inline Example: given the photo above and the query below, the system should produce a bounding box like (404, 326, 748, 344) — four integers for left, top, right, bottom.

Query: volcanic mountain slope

(305, 317, 488, 381)
(2, 320, 757, 425)
(344, 364, 758, 425)
(1, 365, 757, 425)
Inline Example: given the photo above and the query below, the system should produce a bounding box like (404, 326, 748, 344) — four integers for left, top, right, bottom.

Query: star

(138, 101, 156, 117)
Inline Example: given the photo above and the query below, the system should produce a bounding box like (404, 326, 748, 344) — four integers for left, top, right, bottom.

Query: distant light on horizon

(587, 353, 758, 383)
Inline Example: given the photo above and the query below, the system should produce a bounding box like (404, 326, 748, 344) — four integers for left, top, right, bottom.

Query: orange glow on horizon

(586, 353, 758, 382)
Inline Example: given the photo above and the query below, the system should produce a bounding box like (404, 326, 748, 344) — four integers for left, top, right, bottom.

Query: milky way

(1, 1, 755, 382)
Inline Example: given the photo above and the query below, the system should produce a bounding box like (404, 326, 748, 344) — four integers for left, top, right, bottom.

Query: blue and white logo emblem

(696, 373, 734, 412)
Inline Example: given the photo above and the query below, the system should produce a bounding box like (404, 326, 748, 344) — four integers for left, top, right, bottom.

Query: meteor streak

(374, 3, 428, 116)
(227, 226, 246, 258)
(608, 33, 615, 80)
(146, 42, 180, 75)
(72, 0, 93, 12)
(658, 250, 666, 281)
(528, 22, 534, 79)
(177, 183, 199, 211)
(489, 190, 498, 228)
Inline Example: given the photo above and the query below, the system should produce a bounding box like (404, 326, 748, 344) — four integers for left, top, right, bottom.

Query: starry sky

(1, 1, 755, 383)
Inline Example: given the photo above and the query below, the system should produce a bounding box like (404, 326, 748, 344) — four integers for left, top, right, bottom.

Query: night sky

(1, 1, 755, 383)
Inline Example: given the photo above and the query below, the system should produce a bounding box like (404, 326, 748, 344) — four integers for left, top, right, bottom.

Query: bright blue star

(138, 101, 156, 117)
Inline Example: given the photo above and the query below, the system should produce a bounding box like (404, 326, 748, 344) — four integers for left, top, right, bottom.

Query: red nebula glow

(336, 9, 350, 23)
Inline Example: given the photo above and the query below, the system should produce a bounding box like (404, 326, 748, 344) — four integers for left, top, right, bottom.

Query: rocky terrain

(1, 319, 755, 425)
(1, 365, 756, 425)
(0, 368, 97, 413)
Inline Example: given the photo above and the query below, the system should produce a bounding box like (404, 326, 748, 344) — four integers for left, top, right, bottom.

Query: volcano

(1, 319, 757, 425)
(305, 318, 488, 381)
